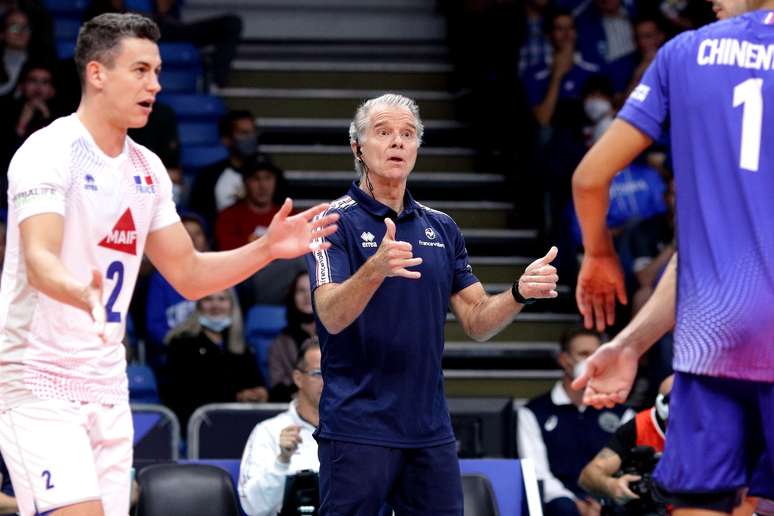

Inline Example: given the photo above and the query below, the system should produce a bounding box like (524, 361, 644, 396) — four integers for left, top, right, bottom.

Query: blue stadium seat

(245, 305, 287, 383)
(125, 0, 154, 13)
(180, 144, 228, 173)
(128, 364, 160, 404)
(160, 94, 226, 122)
(54, 18, 81, 41)
(160, 69, 200, 94)
(43, 0, 89, 16)
(159, 42, 202, 67)
(56, 39, 76, 60)
(179, 122, 220, 146)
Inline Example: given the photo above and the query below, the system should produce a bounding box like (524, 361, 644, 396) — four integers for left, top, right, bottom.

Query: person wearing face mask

(582, 75, 616, 146)
(267, 272, 317, 401)
(188, 109, 260, 229)
(518, 327, 635, 516)
(162, 289, 268, 430)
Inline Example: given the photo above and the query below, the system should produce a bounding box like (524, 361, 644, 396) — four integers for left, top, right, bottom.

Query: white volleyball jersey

(0, 114, 180, 409)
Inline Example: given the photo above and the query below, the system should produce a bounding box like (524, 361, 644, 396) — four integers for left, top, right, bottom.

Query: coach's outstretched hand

(576, 253, 628, 332)
(571, 339, 639, 409)
(370, 218, 423, 280)
(264, 198, 339, 260)
(517, 246, 559, 300)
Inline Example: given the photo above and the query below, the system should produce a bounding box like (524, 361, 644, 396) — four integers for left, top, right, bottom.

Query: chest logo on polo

(544, 415, 558, 432)
(98, 208, 138, 256)
(361, 231, 377, 248)
(598, 412, 621, 433)
(84, 174, 98, 191)
(419, 226, 445, 248)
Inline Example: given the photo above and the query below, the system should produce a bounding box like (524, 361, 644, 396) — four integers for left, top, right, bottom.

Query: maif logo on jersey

(134, 172, 155, 194)
(98, 208, 138, 255)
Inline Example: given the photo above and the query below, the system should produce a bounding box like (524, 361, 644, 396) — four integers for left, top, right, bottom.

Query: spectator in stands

(238, 339, 321, 516)
(0, 452, 16, 515)
(518, 0, 552, 77)
(267, 272, 316, 401)
(574, 0, 637, 66)
(524, 8, 600, 129)
(145, 212, 209, 367)
(518, 327, 634, 516)
(0, 8, 32, 95)
(163, 289, 268, 429)
(215, 153, 285, 251)
(578, 375, 673, 509)
(581, 75, 615, 146)
(0, 59, 58, 206)
(623, 16, 668, 101)
(189, 110, 258, 227)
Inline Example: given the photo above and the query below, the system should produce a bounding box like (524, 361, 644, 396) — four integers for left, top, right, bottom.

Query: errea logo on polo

(361, 231, 377, 248)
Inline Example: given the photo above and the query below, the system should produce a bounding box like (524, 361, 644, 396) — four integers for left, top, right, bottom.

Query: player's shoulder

(14, 115, 78, 160)
(326, 194, 359, 217)
(126, 136, 165, 170)
(415, 201, 458, 228)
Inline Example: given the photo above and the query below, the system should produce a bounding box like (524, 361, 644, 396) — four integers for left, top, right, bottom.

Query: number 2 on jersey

(733, 78, 763, 172)
(105, 261, 124, 323)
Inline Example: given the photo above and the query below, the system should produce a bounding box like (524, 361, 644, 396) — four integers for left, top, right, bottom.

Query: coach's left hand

(516, 246, 559, 300)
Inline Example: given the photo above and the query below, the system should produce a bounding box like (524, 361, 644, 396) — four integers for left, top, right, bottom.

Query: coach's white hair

(348, 93, 424, 177)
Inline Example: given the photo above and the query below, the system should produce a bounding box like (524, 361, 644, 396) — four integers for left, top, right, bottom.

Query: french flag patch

(133, 173, 154, 186)
(765, 12, 774, 25)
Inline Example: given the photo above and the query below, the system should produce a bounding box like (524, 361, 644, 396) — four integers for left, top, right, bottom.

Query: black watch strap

(512, 281, 536, 305)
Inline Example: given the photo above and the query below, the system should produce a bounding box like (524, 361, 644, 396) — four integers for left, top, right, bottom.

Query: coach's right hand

(278, 425, 303, 463)
(370, 218, 422, 279)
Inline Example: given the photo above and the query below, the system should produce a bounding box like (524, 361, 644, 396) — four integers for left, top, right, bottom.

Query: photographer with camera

(579, 376, 673, 513)
(238, 339, 322, 516)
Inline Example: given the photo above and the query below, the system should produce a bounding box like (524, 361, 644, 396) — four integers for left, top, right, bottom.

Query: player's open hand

(84, 269, 107, 341)
(264, 198, 339, 260)
(370, 218, 422, 280)
(576, 253, 628, 331)
(571, 340, 639, 409)
(517, 246, 559, 300)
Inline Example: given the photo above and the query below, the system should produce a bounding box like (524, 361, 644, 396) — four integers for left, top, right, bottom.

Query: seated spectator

(163, 289, 268, 429)
(268, 272, 316, 401)
(623, 16, 668, 101)
(0, 452, 17, 515)
(238, 340, 322, 516)
(581, 74, 615, 146)
(518, 0, 552, 77)
(188, 110, 258, 227)
(578, 376, 673, 511)
(518, 327, 634, 516)
(0, 59, 59, 205)
(524, 8, 600, 129)
(0, 8, 32, 96)
(145, 212, 209, 365)
(574, 0, 637, 65)
(215, 154, 285, 251)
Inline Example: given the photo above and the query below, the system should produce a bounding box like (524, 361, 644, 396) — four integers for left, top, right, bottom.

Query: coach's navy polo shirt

(305, 181, 479, 448)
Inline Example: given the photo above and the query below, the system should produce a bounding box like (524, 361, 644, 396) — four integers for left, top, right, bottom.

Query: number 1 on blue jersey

(733, 78, 763, 172)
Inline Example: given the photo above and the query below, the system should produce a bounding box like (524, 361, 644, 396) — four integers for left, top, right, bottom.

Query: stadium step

(443, 341, 558, 370)
(445, 312, 580, 342)
(261, 144, 475, 173)
(444, 370, 561, 399)
(220, 87, 457, 119)
(225, 60, 453, 91)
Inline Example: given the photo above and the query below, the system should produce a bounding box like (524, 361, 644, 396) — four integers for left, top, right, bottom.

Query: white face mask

(584, 97, 612, 122)
(573, 359, 587, 380)
(198, 315, 232, 333)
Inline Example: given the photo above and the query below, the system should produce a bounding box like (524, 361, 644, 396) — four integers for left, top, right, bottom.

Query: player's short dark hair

(295, 337, 320, 372)
(559, 326, 601, 353)
(75, 13, 160, 87)
(218, 109, 255, 138)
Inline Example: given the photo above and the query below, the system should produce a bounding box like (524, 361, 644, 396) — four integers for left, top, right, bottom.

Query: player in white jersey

(0, 13, 338, 516)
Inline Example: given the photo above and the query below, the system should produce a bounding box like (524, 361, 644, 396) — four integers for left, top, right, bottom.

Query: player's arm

(145, 199, 338, 300)
(572, 118, 653, 330)
(578, 448, 641, 504)
(0, 491, 17, 514)
(449, 247, 558, 342)
(572, 254, 676, 408)
(314, 218, 420, 334)
(20, 213, 105, 329)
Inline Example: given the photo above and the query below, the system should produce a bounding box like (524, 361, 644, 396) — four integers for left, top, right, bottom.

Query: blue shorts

(317, 438, 463, 516)
(654, 372, 774, 500)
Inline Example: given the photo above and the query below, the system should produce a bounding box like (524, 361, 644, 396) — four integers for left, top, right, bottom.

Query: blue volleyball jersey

(618, 11, 774, 381)
(305, 182, 479, 447)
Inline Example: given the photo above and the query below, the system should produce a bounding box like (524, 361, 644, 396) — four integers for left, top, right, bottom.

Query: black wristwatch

(512, 281, 536, 305)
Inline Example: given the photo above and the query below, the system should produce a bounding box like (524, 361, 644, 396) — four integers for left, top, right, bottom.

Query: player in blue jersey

(306, 93, 559, 515)
(571, 0, 774, 513)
